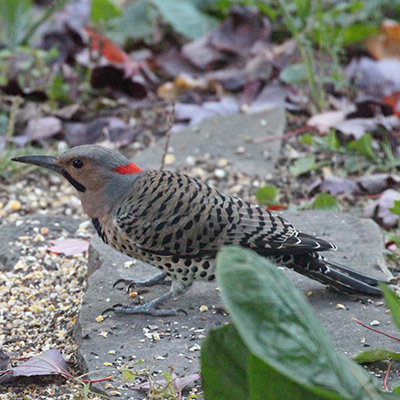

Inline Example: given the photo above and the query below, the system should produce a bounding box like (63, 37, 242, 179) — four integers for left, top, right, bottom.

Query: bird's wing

(114, 171, 335, 257)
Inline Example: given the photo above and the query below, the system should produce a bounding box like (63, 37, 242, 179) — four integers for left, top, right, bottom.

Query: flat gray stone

(133, 108, 285, 175)
(0, 215, 82, 271)
(74, 210, 394, 399)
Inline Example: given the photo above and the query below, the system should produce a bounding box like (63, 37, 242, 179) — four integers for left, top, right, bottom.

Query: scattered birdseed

(370, 320, 380, 326)
(95, 315, 105, 323)
(164, 154, 176, 165)
(336, 304, 345, 310)
(189, 344, 201, 352)
(199, 305, 208, 312)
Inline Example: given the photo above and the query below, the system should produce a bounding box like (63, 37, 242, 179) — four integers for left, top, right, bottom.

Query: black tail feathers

(286, 253, 385, 296)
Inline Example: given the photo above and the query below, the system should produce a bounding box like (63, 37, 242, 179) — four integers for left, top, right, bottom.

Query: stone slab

(133, 108, 285, 176)
(74, 211, 396, 399)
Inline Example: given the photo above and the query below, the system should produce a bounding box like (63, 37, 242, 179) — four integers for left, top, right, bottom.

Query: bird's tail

(280, 253, 384, 295)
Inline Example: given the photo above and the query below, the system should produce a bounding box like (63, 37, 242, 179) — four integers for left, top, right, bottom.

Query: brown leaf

(366, 19, 400, 60)
(0, 349, 68, 384)
(130, 372, 200, 393)
(363, 189, 400, 228)
(307, 176, 358, 196)
(182, 5, 271, 70)
(23, 117, 62, 141)
(48, 238, 89, 256)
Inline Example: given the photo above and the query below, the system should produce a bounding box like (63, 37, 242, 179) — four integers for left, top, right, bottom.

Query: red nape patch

(113, 163, 142, 174)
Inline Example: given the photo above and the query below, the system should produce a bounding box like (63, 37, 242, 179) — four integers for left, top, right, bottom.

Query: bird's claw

(102, 302, 184, 317)
(102, 303, 124, 315)
(113, 279, 130, 290)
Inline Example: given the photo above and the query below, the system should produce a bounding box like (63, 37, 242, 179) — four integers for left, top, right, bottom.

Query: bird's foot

(113, 272, 168, 293)
(102, 290, 187, 317)
(103, 303, 185, 316)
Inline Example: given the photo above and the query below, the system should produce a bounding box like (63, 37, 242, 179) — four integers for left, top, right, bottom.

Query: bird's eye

(73, 159, 84, 169)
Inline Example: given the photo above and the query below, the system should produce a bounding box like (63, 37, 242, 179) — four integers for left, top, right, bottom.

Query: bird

(13, 145, 384, 316)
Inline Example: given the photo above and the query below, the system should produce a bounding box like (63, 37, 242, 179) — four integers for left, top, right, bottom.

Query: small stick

(247, 125, 315, 144)
(160, 102, 175, 170)
(353, 318, 400, 342)
(384, 359, 392, 391)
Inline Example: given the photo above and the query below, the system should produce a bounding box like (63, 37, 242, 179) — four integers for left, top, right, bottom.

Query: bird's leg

(113, 272, 169, 293)
(104, 290, 183, 316)
(104, 278, 192, 316)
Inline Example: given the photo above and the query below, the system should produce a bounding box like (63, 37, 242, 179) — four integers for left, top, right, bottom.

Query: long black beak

(12, 155, 65, 174)
(12, 155, 86, 192)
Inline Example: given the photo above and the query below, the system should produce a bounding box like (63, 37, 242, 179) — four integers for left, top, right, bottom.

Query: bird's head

(13, 145, 142, 218)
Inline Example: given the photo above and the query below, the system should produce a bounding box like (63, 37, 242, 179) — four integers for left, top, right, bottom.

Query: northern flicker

(13, 145, 383, 316)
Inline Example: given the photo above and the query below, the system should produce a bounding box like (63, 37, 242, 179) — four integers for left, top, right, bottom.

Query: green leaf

(91, 0, 121, 24)
(215, 247, 385, 400)
(280, 63, 308, 84)
(121, 368, 136, 383)
(342, 24, 378, 46)
(392, 379, 400, 393)
(202, 324, 249, 400)
(389, 200, 400, 218)
(255, 185, 280, 206)
(150, 0, 218, 40)
(0, 0, 33, 49)
(248, 354, 344, 400)
(347, 134, 375, 160)
(381, 284, 400, 333)
(326, 130, 340, 151)
(353, 348, 400, 364)
(108, 0, 156, 44)
(300, 133, 314, 145)
(289, 155, 316, 176)
(312, 193, 339, 212)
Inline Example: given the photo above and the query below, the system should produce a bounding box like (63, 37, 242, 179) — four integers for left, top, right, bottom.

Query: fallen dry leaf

(363, 189, 400, 228)
(0, 349, 68, 384)
(48, 238, 89, 256)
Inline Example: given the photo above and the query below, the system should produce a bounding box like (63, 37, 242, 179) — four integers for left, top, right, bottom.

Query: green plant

(352, 285, 400, 392)
(107, 0, 218, 44)
(202, 246, 399, 399)
(120, 361, 199, 400)
(212, 0, 398, 111)
(255, 185, 280, 206)
(0, 0, 69, 49)
(303, 130, 400, 174)
(312, 192, 339, 211)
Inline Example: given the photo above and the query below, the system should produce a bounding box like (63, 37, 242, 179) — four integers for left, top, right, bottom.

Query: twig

(353, 318, 400, 342)
(247, 125, 315, 144)
(160, 102, 175, 170)
(5, 96, 23, 140)
(376, 258, 395, 282)
(384, 359, 392, 391)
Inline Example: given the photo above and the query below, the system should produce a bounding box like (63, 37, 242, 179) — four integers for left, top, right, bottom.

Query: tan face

(56, 156, 108, 192)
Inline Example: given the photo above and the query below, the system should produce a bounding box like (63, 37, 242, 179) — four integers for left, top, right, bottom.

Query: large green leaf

(248, 354, 347, 400)
(353, 348, 400, 364)
(150, 0, 218, 40)
(91, 0, 121, 24)
(0, 0, 32, 48)
(381, 284, 400, 332)
(201, 324, 249, 400)
(215, 247, 386, 400)
(108, 0, 156, 44)
(202, 324, 346, 400)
